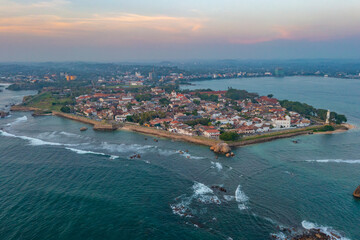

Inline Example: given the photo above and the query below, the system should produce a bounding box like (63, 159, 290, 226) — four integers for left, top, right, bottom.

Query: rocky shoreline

(8, 105, 355, 152)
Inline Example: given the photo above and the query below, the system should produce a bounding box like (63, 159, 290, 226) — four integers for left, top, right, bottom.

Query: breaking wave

(99, 142, 154, 154)
(306, 159, 360, 164)
(301, 220, 350, 240)
(6, 115, 27, 126)
(271, 221, 350, 240)
(211, 161, 223, 171)
(235, 184, 249, 210)
(65, 147, 119, 159)
(170, 182, 221, 218)
(0, 130, 75, 147)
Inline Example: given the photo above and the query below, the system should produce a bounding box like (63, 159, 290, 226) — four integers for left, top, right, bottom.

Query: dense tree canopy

(225, 88, 259, 100)
(126, 111, 167, 125)
(220, 131, 240, 141)
(279, 100, 347, 124)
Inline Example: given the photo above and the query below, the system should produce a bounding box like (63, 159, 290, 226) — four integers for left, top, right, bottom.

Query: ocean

(0, 77, 359, 239)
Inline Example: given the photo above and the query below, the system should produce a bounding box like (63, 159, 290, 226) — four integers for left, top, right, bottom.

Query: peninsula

(10, 84, 351, 153)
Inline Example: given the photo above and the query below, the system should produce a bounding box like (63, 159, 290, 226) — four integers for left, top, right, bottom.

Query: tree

(193, 99, 200, 105)
(220, 131, 239, 141)
(60, 106, 71, 113)
(267, 94, 274, 98)
(159, 98, 170, 106)
(225, 88, 259, 100)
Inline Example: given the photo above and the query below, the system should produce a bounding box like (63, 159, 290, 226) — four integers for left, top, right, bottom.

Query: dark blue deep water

(0, 77, 359, 239)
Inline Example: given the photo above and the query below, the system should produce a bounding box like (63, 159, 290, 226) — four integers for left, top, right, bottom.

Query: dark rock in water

(211, 185, 227, 193)
(291, 229, 331, 240)
(80, 127, 88, 131)
(0, 111, 9, 118)
(353, 185, 360, 198)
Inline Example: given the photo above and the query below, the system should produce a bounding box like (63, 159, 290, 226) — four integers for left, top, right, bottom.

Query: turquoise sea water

(0, 77, 359, 240)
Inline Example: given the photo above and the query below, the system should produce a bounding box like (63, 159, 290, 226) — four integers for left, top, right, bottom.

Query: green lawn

(234, 125, 324, 142)
(23, 92, 73, 111)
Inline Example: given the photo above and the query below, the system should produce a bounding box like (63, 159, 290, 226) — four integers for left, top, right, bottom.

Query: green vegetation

(135, 93, 152, 102)
(193, 99, 200, 105)
(126, 111, 167, 125)
(195, 93, 218, 102)
(220, 131, 240, 141)
(314, 125, 335, 132)
(225, 88, 259, 100)
(22, 92, 73, 111)
(159, 98, 171, 106)
(279, 100, 347, 124)
(185, 118, 211, 127)
(60, 106, 71, 113)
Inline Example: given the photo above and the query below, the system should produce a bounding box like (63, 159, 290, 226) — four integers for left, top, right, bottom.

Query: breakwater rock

(291, 229, 331, 240)
(0, 111, 9, 118)
(93, 124, 117, 131)
(210, 143, 231, 154)
(353, 185, 360, 198)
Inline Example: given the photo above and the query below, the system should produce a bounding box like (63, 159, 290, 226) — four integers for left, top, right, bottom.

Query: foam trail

(302, 220, 350, 240)
(6, 116, 27, 126)
(100, 142, 154, 154)
(306, 159, 360, 164)
(235, 184, 249, 210)
(65, 147, 119, 160)
(211, 161, 223, 171)
(170, 182, 221, 217)
(0, 130, 74, 146)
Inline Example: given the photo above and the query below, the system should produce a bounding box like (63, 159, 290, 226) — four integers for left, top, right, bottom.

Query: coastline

(313, 123, 356, 134)
(9, 106, 355, 149)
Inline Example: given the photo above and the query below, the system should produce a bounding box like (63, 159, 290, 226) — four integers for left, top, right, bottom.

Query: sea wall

(228, 130, 312, 147)
(121, 124, 220, 147)
(52, 111, 99, 125)
(10, 105, 41, 112)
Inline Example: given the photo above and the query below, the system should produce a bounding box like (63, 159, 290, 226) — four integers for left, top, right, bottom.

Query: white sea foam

(170, 182, 221, 218)
(193, 182, 213, 195)
(223, 195, 235, 201)
(301, 220, 350, 240)
(211, 161, 223, 171)
(6, 115, 27, 126)
(235, 184, 249, 210)
(176, 150, 204, 160)
(100, 142, 154, 154)
(0, 130, 74, 146)
(270, 232, 287, 240)
(65, 147, 119, 160)
(306, 159, 360, 164)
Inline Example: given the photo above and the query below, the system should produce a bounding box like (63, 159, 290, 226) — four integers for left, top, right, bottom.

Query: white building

(272, 116, 291, 129)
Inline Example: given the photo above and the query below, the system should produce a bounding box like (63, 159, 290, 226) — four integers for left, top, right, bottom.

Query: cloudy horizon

(1, 0, 360, 62)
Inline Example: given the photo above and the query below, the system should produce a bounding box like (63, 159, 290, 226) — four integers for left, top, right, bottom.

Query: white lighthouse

(325, 110, 331, 125)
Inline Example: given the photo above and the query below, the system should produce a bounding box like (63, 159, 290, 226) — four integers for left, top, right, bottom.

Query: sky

(1, 0, 360, 62)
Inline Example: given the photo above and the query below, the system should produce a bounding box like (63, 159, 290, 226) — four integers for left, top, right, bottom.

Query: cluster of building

(74, 88, 311, 139)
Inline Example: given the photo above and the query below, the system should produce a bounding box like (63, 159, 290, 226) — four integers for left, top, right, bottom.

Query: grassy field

(23, 92, 73, 111)
(235, 125, 324, 142)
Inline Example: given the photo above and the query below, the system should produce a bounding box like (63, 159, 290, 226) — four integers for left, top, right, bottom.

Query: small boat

(80, 127, 88, 131)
